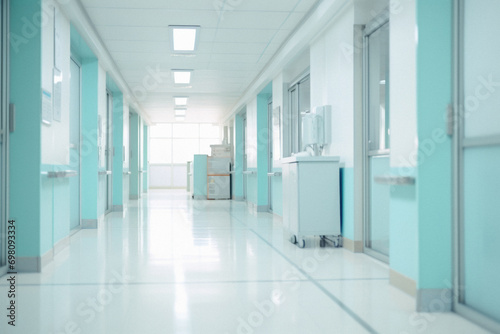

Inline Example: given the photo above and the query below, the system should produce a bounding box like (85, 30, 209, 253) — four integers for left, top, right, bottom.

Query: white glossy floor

(0, 190, 491, 333)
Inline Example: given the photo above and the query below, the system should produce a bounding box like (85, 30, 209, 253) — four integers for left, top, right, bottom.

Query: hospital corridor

(0, 0, 499, 333)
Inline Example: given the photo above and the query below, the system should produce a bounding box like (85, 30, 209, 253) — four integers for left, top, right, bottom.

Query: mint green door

(364, 21, 390, 262)
(69, 58, 81, 230)
(0, 0, 8, 277)
(456, 1, 500, 330)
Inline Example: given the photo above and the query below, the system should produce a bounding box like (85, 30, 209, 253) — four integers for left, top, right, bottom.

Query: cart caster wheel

(290, 235, 297, 244)
(298, 239, 306, 248)
(320, 239, 326, 248)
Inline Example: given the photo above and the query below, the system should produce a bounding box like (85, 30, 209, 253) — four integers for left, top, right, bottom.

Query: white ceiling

(80, 0, 319, 124)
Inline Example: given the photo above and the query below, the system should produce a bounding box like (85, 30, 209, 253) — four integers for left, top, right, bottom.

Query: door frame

(362, 13, 390, 264)
(0, 0, 10, 277)
(267, 98, 273, 213)
(105, 90, 113, 213)
(69, 56, 82, 232)
(452, 2, 500, 331)
(242, 113, 247, 201)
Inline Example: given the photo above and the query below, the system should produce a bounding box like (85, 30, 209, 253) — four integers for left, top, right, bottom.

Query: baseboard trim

(53, 235, 71, 256)
(41, 249, 54, 268)
(256, 205, 268, 212)
(343, 237, 363, 252)
(16, 257, 42, 273)
(15, 230, 82, 273)
(416, 289, 453, 312)
(193, 195, 207, 200)
(390, 269, 417, 297)
(82, 219, 98, 229)
(112, 205, 123, 212)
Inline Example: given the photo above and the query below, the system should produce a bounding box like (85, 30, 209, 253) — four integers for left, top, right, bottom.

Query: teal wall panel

(129, 113, 140, 198)
(112, 91, 124, 206)
(193, 155, 207, 197)
(416, 0, 453, 289)
(246, 170, 258, 205)
(341, 168, 354, 240)
(9, 0, 42, 257)
(256, 95, 269, 207)
(390, 167, 418, 281)
(52, 176, 71, 246)
(40, 166, 53, 256)
(143, 125, 148, 192)
(80, 59, 99, 220)
(232, 114, 244, 199)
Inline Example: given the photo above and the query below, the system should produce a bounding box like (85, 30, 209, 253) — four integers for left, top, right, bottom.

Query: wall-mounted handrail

(267, 172, 282, 177)
(45, 170, 78, 178)
(374, 175, 415, 185)
(243, 171, 256, 175)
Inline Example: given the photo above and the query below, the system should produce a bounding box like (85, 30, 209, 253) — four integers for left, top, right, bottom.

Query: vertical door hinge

(447, 104, 454, 136)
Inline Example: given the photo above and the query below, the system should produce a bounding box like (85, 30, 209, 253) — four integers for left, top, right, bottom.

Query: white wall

(390, 0, 417, 168)
(354, 0, 390, 23)
(245, 97, 258, 168)
(283, 50, 310, 83)
(310, 6, 355, 167)
(272, 73, 284, 113)
(41, 2, 70, 165)
(98, 64, 107, 169)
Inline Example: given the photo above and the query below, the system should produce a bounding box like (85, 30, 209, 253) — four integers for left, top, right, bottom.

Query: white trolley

(281, 156, 342, 248)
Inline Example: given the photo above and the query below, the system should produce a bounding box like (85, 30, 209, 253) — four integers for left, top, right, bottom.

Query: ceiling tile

(80, 0, 320, 123)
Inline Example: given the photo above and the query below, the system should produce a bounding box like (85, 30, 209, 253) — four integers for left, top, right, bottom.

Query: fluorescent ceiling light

(173, 70, 192, 85)
(174, 97, 188, 106)
(175, 116, 185, 121)
(175, 108, 187, 116)
(170, 26, 200, 52)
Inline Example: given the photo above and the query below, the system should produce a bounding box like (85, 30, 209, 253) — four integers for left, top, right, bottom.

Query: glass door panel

(364, 21, 390, 262)
(457, 0, 500, 328)
(69, 58, 80, 230)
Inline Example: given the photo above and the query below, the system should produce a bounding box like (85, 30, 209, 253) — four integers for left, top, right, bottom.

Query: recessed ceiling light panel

(172, 70, 193, 85)
(169, 25, 200, 53)
(175, 108, 187, 116)
(174, 97, 188, 106)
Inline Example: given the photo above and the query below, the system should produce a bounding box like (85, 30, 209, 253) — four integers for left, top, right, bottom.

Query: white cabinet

(281, 156, 341, 248)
